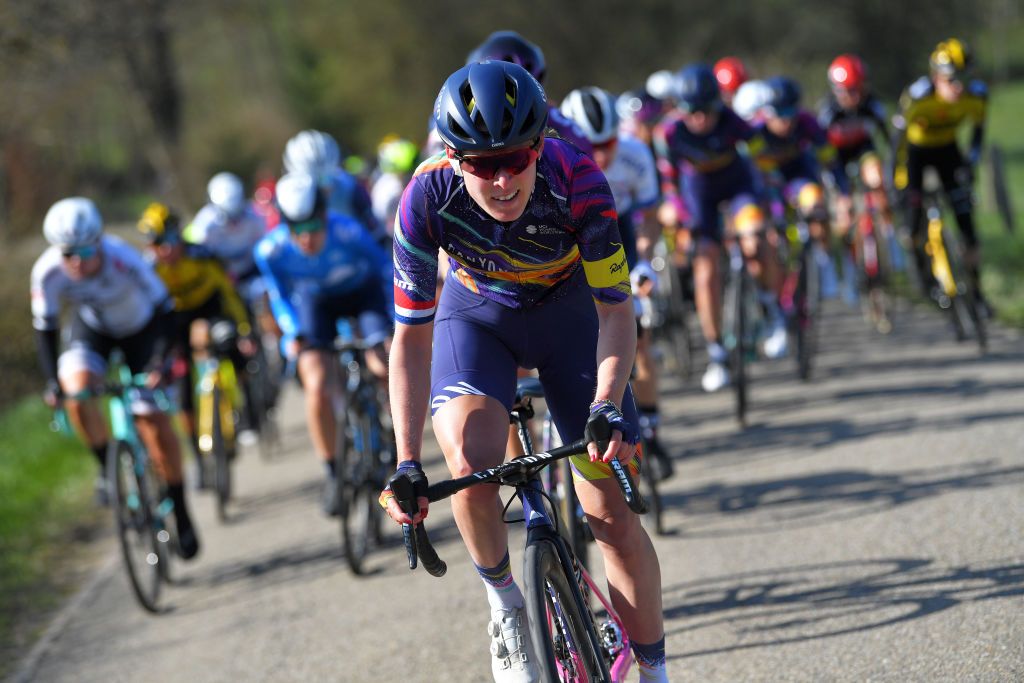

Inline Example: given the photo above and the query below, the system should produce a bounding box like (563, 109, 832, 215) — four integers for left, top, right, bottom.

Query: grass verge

(0, 398, 107, 678)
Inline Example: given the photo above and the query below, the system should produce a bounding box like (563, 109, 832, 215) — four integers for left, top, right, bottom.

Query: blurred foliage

(1, 0, 1021, 237)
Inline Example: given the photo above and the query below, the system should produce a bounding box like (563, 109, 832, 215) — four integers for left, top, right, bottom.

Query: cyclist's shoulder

(966, 79, 988, 100)
(254, 225, 290, 262)
(30, 245, 64, 284)
(903, 76, 935, 104)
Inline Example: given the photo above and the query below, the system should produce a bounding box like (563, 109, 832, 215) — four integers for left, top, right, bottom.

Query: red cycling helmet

(713, 57, 748, 94)
(828, 54, 867, 90)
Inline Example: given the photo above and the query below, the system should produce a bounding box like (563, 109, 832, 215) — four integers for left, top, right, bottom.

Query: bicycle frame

(195, 355, 238, 455)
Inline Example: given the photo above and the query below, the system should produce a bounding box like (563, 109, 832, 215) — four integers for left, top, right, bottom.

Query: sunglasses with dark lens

(451, 143, 541, 180)
(61, 244, 99, 260)
(288, 217, 325, 235)
(150, 232, 181, 247)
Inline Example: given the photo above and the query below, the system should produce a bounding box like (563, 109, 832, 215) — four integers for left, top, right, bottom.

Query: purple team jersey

(392, 137, 630, 325)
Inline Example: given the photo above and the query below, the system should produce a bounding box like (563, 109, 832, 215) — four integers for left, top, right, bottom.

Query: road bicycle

(393, 414, 646, 681)
(56, 356, 176, 613)
(647, 236, 694, 383)
(333, 322, 395, 575)
(780, 215, 821, 383)
(194, 320, 243, 522)
(922, 186, 987, 354)
(721, 234, 764, 426)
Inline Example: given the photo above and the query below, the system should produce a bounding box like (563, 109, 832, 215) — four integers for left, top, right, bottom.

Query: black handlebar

(393, 417, 647, 579)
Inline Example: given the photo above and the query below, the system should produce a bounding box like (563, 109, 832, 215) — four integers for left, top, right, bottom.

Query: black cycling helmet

(467, 30, 547, 84)
(675, 64, 722, 113)
(764, 76, 802, 118)
(433, 61, 549, 154)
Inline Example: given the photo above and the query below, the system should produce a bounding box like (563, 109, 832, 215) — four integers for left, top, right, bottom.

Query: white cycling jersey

(603, 134, 660, 215)
(187, 203, 266, 279)
(370, 171, 405, 237)
(31, 235, 168, 336)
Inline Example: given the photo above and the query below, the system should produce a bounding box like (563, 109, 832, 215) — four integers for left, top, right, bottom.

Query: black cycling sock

(91, 443, 109, 471)
(324, 459, 337, 478)
(167, 483, 189, 520)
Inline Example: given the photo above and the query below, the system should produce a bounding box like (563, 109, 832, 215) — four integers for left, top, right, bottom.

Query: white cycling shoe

(488, 606, 539, 683)
(763, 322, 789, 359)
(701, 361, 730, 393)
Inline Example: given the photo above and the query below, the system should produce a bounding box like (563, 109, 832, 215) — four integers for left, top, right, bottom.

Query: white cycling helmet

(283, 130, 341, 178)
(560, 87, 619, 145)
(645, 70, 677, 101)
(207, 172, 246, 217)
(43, 197, 103, 248)
(275, 172, 323, 223)
(732, 79, 773, 121)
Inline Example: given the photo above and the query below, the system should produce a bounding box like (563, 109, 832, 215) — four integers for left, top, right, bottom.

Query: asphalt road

(9, 299, 1024, 683)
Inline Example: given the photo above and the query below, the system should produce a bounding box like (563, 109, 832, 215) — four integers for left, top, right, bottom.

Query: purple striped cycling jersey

(653, 106, 756, 188)
(392, 137, 630, 326)
(548, 105, 594, 157)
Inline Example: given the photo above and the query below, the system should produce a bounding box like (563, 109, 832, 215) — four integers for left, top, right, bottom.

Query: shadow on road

(662, 557, 1024, 658)
(662, 460, 1024, 537)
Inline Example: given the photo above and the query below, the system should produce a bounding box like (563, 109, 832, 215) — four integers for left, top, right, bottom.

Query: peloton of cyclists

(31, 197, 200, 558)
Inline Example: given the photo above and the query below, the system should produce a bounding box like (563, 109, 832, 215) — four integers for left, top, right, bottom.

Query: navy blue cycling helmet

(467, 30, 547, 84)
(674, 64, 721, 113)
(764, 76, 802, 118)
(433, 61, 549, 153)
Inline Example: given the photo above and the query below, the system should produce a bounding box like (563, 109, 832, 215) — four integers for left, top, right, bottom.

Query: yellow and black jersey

(898, 76, 987, 148)
(147, 246, 250, 329)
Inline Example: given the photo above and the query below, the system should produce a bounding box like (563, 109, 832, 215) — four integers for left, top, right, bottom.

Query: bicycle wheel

(555, 458, 590, 576)
(341, 405, 376, 574)
(796, 245, 819, 382)
(944, 226, 988, 354)
(524, 539, 610, 682)
(211, 387, 232, 522)
(108, 441, 162, 613)
(640, 443, 665, 536)
(725, 266, 749, 426)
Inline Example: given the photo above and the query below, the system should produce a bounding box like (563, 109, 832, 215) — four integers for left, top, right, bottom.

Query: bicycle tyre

(556, 457, 590, 577)
(524, 539, 610, 682)
(212, 387, 231, 522)
(640, 444, 665, 536)
(108, 440, 162, 613)
(728, 268, 749, 426)
(797, 246, 819, 382)
(341, 404, 375, 573)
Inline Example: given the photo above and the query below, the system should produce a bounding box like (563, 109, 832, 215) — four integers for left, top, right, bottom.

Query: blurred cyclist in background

(467, 30, 594, 156)
(32, 197, 200, 558)
(371, 135, 420, 240)
(283, 129, 384, 243)
(893, 38, 988, 311)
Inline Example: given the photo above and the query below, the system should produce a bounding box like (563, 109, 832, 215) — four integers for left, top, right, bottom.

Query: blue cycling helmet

(764, 76, 802, 118)
(433, 61, 549, 154)
(674, 64, 721, 113)
(467, 30, 546, 84)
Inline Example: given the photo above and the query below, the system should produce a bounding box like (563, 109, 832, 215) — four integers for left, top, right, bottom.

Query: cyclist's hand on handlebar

(380, 460, 429, 525)
(585, 400, 639, 464)
(42, 379, 63, 409)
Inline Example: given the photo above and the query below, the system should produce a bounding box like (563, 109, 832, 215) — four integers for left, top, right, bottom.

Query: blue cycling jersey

(322, 169, 381, 237)
(253, 211, 392, 339)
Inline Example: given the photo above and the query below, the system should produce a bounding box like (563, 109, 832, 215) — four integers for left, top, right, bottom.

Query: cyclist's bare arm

(592, 298, 638, 463)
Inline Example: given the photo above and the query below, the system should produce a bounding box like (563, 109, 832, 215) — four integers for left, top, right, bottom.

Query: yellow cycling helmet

(137, 202, 181, 242)
(377, 136, 419, 175)
(930, 38, 973, 78)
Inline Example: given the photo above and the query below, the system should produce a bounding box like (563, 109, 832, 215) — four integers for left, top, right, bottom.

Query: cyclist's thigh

(117, 316, 163, 415)
(529, 280, 641, 482)
(682, 174, 726, 244)
(58, 314, 113, 390)
(430, 280, 519, 418)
